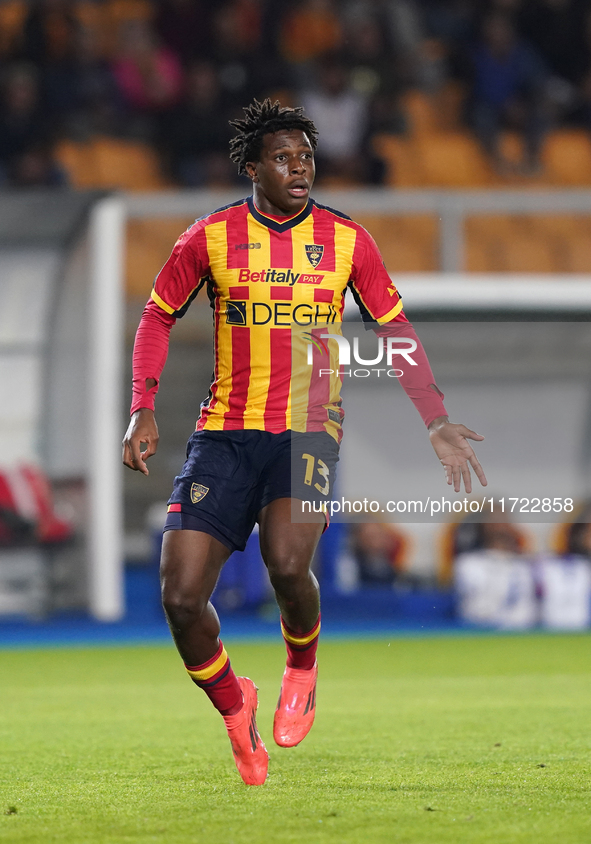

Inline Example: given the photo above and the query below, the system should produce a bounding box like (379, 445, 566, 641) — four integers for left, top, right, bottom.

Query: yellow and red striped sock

(184, 641, 242, 716)
(281, 615, 320, 670)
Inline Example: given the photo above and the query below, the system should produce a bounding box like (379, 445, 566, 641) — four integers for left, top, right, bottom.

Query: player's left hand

(428, 416, 487, 494)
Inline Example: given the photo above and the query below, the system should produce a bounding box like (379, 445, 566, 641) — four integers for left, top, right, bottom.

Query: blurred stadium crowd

(341, 515, 591, 630)
(204, 513, 591, 630)
(2, 0, 591, 189)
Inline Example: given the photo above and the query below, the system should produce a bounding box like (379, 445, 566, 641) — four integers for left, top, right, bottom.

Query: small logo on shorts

(190, 483, 209, 504)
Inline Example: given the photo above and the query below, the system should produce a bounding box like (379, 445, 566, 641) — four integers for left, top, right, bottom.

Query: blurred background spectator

(2, 0, 591, 187)
(537, 503, 591, 630)
(453, 520, 537, 629)
(348, 521, 408, 587)
(301, 56, 386, 184)
(466, 12, 549, 174)
(112, 18, 183, 139)
(0, 62, 66, 186)
(21, 0, 79, 68)
(451, 510, 591, 631)
(44, 24, 121, 139)
(157, 60, 237, 187)
(280, 0, 344, 82)
(154, 0, 211, 67)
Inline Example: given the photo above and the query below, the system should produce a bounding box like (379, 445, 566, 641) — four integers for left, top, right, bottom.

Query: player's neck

(252, 189, 308, 220)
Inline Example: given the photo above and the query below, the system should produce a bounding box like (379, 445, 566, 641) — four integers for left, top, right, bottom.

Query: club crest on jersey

(305, 244, 324, 268)
(190, 483, 209, 504)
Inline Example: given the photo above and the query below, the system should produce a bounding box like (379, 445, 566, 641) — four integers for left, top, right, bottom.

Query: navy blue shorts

(163, 430, 339, 553)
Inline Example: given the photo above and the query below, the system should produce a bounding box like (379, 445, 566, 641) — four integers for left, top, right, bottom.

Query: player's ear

(245, 161, 258, 183)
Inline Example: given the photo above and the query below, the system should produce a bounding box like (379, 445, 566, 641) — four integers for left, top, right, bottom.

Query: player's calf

(185, 643, 268, 785)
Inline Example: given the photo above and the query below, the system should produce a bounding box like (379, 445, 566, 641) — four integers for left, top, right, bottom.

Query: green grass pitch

(1, 633, 591, 844)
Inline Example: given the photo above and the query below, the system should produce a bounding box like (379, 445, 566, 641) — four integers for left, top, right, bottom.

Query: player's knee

(268, 556, 309, 596)
(161, 584, 208, 627)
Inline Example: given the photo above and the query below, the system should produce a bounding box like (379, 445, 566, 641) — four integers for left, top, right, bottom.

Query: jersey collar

(247, 195, 313, 232)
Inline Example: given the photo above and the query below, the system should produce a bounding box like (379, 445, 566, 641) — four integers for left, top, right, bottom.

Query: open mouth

(287, 182, 309, 198)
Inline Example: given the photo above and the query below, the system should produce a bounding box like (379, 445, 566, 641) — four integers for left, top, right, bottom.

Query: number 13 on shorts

(301, 453, 330, 495)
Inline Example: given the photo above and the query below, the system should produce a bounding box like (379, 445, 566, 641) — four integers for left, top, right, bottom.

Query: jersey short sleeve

(150, 224, 210, 318)
(349, 226, 406, 325)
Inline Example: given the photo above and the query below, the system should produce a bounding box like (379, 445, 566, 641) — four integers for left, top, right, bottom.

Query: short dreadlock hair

(229, 98, 318, 175)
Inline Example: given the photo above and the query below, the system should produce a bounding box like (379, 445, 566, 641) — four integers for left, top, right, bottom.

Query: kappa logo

(305, 244, 324, 268)
(190, 483, 209, 504)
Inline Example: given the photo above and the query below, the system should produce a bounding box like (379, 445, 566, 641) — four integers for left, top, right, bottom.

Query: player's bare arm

(428, 415, 487, 494)
(122, 404, 159, 476)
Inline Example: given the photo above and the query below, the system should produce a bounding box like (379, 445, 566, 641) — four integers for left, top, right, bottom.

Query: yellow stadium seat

(499, 230, 560, 272)
(401, 83, 468, 135)
(92, 137, 168, 190)
(465, 215, 574, 272)
(543, 130, 591, 186)
(533, 214, 581, 238)
(377, 104, 591, 189)
(385, 236, 437, 272)
(373, 134, 425, 187)
(527, 215, 591, 272)
(401, 90, 440, 135)
(465, 232, 502, 273)
(54, 140, 102, 188)
(415, 132, 493, 188)
(497, 132, 525, 172)
(435, 81, 467, 131)
(56, 137, 169, 190)
(559, 220, 591, 273)
(466, 215, 515, 241)
(126, 218, 194, 297)
(355, 215, 438, 272)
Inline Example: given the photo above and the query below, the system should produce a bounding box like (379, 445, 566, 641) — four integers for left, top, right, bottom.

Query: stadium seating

(375, 87, 591, 197)
(55, 137, 171, 191)
(54, 140, 100, 190)
(126, 218, 193, 297)
(464, 215, 591, 273)
(355, 214, 438, 272)
(419, 131, 494, 187)
(92, 137, 169, 190)
(543, 131, 591, 186)
(123, 209, 591, 292)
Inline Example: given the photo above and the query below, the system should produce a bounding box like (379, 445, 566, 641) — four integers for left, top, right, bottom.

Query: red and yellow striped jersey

(151, 196, 407, 440)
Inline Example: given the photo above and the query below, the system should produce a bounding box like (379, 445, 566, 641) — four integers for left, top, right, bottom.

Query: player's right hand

(122, 408, 159, 475)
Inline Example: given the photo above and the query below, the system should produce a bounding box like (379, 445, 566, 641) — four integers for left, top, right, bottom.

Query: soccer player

(122, 99, 487, 786)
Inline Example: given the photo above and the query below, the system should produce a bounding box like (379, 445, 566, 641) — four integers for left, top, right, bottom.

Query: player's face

(246, 129, 315, 216)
